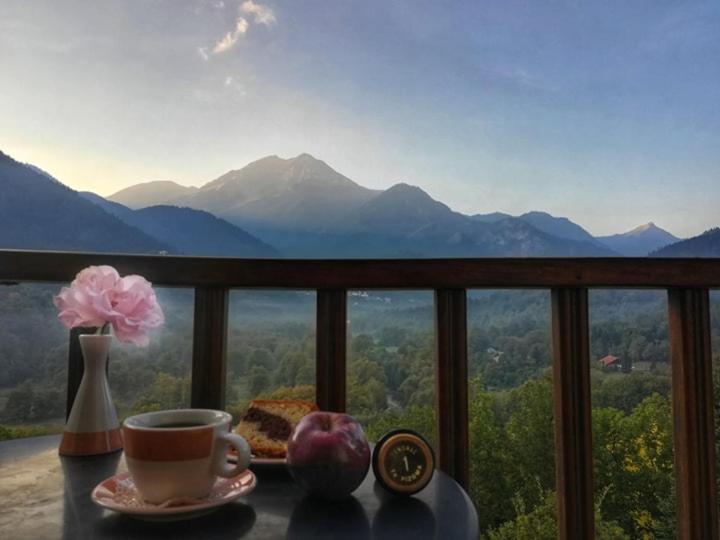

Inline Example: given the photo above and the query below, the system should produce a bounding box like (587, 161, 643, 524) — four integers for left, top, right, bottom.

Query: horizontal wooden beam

(2, 250, 720, 289)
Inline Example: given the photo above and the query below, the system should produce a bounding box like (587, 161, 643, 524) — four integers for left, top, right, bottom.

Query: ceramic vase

(59, 334, 123, 456)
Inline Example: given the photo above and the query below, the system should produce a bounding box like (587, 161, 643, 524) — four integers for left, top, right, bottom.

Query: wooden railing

(1, 249, 719, 539)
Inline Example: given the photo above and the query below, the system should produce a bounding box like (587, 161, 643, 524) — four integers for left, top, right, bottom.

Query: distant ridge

(651, 228, 720, 257)
(518, 211, 600, 245)
(0, 151, 167, 253)
(110, 181, 199, 209)
(81, 192, 279, 257)
(470, 212, 512, 223)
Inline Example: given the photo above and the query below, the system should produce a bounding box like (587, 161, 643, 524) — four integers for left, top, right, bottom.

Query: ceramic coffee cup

(122, 409, 251, 504)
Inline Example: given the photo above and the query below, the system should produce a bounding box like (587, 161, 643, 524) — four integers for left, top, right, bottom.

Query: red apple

(287, 411, 371, 500)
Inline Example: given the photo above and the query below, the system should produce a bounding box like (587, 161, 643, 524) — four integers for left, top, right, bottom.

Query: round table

(0, 435, 478, 539)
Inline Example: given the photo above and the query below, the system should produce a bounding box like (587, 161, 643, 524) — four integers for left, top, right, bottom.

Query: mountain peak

(597, 222, 680, 256)
(623, 222, 676, 238)
(629, 222, 657, 234)
(517, 211, 598, 244)
(383, 182, 433, 199)
(109, 180, 198, 209)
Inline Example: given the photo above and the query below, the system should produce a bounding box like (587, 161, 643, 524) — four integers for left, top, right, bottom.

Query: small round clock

(372, 429, 435, 496)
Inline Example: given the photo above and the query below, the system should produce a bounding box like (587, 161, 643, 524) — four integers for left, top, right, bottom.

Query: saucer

(91, 470, 256, 521)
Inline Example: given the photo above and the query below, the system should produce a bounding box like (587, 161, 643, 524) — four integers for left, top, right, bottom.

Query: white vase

(59, 334, 123, 456)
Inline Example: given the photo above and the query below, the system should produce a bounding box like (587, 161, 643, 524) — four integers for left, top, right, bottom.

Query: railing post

(551, 288, 595, 539)
(191, 286, 229, 410)
(668, 288, 718, 540)
(316, 289, 347, 412)
(434, 288, 469, 488)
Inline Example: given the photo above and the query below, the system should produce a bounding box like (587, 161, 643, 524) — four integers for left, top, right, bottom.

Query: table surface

(0, 435, 478, 540)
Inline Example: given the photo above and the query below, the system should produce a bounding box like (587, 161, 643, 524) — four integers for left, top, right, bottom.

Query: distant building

(599, 354, 620, 368)
(486, 347, 503, 363)
(598, 354, 632, 373)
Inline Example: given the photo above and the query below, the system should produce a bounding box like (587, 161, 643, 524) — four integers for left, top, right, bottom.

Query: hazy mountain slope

(0, 150, 167, 253)
(334, 183, 468, 236)
(597, 223, 680, 256)
(190, 154, 380, 231)
(109, 181, 198, 209)
(81, 193, 279, 257)
(130, 206, 279, 257)
(81, 191, 135, 219)
(518, 211, 599, 244)
(470, 212, 512, 223)
(651, 228, 720, 257)
(479, 218, 616, 257)
(324, 183, 615, 257)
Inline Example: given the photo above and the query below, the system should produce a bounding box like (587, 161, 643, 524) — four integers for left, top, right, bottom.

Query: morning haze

(0, 0, 718, 238)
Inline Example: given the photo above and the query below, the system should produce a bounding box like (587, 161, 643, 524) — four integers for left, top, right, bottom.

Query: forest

(1, 284, 719, 538)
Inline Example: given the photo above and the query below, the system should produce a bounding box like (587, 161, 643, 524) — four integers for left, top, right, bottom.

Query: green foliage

(593, 371, 671, 413)
(484, 490, 629, 540)
(259, 385, 316, 402)
(0, 423, 62, 441)
(592, 394, 674, 537)
(130, 373, 190, 414)
(2, 381, 65, 422)
(469, 378, 514, 531)
(364, 404, 436, 447)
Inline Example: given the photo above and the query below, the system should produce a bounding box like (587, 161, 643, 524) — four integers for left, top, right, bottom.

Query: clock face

(376, 432, 434, 494)
(386, 441, 427, 486)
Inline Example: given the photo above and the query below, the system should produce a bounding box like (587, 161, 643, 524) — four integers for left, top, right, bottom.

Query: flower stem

(96, 322, 110, 335)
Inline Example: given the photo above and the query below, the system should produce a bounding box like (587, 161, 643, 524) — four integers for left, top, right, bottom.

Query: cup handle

(215, 432, 251, 478)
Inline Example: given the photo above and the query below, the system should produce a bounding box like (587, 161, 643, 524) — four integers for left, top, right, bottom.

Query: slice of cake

(235, 400, 318, 458)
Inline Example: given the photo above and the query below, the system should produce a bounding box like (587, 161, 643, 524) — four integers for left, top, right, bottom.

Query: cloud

(212, 16, 249, 54)
(240, 0, 276, 26)
(199, 1, 275, 59)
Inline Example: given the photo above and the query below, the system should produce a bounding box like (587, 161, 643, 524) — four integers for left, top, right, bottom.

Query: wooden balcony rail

(1, 249, 720, 539)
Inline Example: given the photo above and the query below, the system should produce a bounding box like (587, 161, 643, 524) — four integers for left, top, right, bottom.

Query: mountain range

(1, 148, 716, 257)
(107, 153, 687, 257)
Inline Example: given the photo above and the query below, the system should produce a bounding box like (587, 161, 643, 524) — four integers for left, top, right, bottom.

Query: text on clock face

(386, 442, 426, 484)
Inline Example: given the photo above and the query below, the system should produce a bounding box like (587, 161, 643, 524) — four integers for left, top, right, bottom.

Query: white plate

(91, 470, 256, 521)
(227, 451, 287, 467)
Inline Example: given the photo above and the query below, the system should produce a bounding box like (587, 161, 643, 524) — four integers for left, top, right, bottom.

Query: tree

(131, 373, 190, 414)
(248, 365, 271, 396)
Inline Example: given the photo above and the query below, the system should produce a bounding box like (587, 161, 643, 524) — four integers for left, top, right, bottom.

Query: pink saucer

(91, 470, 256, 521)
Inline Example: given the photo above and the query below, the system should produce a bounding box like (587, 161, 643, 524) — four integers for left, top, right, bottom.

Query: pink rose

(54, 265, 120, 329)
(54, 266, 164, 347)
(109, 274, 165, 347)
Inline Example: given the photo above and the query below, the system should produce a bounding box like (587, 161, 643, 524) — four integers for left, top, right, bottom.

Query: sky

(1, 0, 718, 237)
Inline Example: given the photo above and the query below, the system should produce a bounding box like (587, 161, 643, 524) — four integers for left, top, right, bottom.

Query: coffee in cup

(122, 409, 251, 503)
